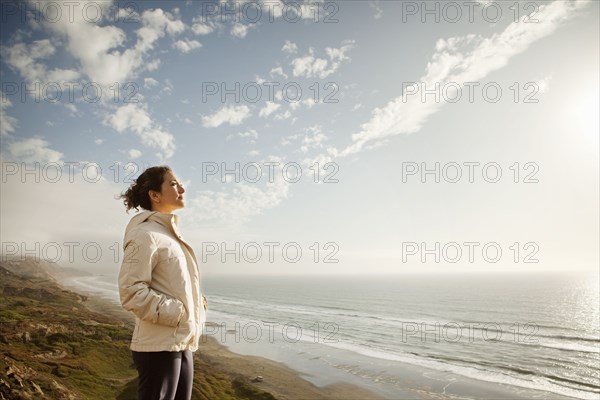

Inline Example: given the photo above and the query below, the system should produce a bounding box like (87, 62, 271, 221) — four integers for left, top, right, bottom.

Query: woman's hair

(118, 165, 172, 213)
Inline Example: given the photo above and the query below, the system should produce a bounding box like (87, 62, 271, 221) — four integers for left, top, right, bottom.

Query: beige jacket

(118, 211, 206, 352)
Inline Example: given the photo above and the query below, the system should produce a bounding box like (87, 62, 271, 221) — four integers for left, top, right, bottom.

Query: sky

(0, 0, 598, 276)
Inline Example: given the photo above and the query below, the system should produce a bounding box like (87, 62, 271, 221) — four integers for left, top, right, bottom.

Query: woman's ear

(148, 189, 160, 204)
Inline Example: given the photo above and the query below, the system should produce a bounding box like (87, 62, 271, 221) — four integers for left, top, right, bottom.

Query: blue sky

(1, 0, 598, 276)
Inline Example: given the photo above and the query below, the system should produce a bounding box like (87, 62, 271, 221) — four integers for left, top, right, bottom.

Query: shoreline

(198, 335, 385, 400)
(60, 277, 386, 400)
(60, 275, 587, 400)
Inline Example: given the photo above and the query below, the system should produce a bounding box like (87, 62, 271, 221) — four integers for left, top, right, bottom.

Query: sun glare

(575, 89, 600, 137)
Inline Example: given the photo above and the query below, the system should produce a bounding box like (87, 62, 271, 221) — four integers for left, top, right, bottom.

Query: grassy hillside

(0, 265, 276, 400)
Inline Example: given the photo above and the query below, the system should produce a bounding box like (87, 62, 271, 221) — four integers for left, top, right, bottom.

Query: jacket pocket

(172, 303, 187, 338)
(156, 295, 185, 327)
(131, 322, 140, 343)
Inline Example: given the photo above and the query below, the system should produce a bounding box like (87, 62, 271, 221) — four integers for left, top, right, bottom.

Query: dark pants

(131, 350, 193, 400)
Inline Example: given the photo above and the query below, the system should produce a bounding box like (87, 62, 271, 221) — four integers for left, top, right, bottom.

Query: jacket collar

(147, 211, 179, 232)
(124, 210, 179, 238)
(147, 212, 197, 262)
(125, 210, 197, 264)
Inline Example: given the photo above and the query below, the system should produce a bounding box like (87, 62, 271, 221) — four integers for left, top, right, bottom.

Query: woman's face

(150, 170, 185, 213)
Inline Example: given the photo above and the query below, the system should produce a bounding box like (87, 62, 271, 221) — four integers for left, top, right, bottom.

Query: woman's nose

(179, 185, 185, 194)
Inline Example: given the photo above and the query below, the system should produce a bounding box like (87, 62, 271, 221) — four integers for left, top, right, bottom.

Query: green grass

(0, 309, 28, 322)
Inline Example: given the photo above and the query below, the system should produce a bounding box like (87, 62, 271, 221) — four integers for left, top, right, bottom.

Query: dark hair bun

(118, 165, 172, 212)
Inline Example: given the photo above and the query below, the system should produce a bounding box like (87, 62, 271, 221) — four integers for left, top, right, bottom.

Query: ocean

(65, 272, 599, 399)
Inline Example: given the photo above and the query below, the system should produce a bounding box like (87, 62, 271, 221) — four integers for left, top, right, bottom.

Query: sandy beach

(196, 335, 384, 400)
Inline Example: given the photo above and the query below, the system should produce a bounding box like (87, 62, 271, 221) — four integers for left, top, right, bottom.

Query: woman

(117, 165, 207, 400)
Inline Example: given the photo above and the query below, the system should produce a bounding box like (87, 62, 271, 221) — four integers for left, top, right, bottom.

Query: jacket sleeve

(118, 230, 185, 327)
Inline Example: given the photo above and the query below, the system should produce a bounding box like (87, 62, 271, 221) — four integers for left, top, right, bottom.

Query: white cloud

(64, 103, 78, 115)
(280, 126, 328, 153)
(173, 39, 202, 53)
(187, 156, 291, 227)
(202, 105, 251, 128)
(258, 0, 320, 21)
(230, 23, 254, 38)
(41, 12, 130, 85)
(0, 39, 80, 83)
(274, 110, 292, 120)
(137, 8, 186, 51)
(281, 133, 301, 146)
(326, 40, 355, 63)
(300, 126, 328, 153)
(290, 41, 355, 79)
(290, 97, 318, 111)
(282, 40, 298, 54)
(6, 137, 63, 163)
(537, 75, 552, 94)
(36, 2, 184, 88)
(192, 22, 213, 35)
(238, 129, 258, 140)
(161, 79, 174, 95)
(106, 103, 176, 158)
(144, 77, 159, 88)
(270, 66, 288, 79)
(117, 5, 140, 21)
(331, 0, 588, 158)
(143, 128, 176, 159)
(255, 75, 266, 85)
(248, 149, 260, 157)
(108, 103, 152, 133)
(94, 138, 104, 145)
(0, 94, 18, 136)
(290, 49, 328, 79)
(369, 1, 383, 19)
(128, 149, 142, 159)
(147, 59, 161, 71)
(302, 98, 317, 109)
(191, 17, 220, 35)
(300, 152, 336, 179)
(259, 101, 281, 118)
